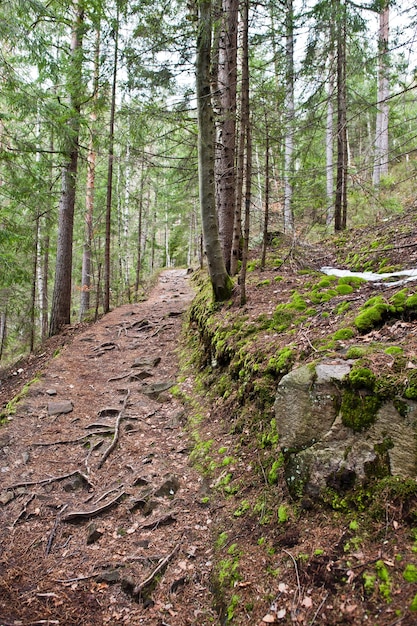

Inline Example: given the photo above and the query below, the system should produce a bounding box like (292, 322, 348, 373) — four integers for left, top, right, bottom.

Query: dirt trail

(0, 270, 217, 626)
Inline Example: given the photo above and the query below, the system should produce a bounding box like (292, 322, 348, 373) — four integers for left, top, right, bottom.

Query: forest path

(0, 270, 217, 625)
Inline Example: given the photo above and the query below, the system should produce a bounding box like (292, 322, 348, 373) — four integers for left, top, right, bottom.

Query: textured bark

(283, 0, 294, 234)
(238, 0, 251, 306)
(261, 115, 270, 271)
(80, 26, 100, 321)
(216, 0, 238, 272)
(104, 7, 119, 314)
(326, 40, 335, 225)
(49, 0, 84, 336)
(334, 0, 347, 232)
(196, 0, 233, 301)
(373, 1, 389, 187)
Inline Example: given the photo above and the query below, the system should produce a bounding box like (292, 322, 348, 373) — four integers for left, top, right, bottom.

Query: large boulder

(274, 359, 417, 497)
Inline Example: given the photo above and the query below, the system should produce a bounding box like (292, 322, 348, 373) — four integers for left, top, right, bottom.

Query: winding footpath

(0, 270, 217, 625)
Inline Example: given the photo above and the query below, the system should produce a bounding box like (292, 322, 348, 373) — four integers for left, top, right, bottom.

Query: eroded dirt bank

(0, 270, 217, 625)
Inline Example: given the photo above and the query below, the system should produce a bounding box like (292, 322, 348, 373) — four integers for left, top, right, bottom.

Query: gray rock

(275, 360, 347, 450)
(45, 389, 57, 396)
(47, 400, 73, 415)
(275, 360, 417, 497)
(87, 523, 103, 545)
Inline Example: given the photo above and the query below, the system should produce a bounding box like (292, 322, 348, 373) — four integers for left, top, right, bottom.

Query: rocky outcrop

(274, 359, 417, 497)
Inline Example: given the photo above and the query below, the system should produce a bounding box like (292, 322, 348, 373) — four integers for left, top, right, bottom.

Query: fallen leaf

(262, 614, 277, 623)
(278, 582, 289, 593)
(277, 608, 286, 619)
(302, 596, 313, 608)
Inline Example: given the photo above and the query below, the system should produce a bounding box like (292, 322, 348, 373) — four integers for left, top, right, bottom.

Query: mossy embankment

(178, 220, 417, 624)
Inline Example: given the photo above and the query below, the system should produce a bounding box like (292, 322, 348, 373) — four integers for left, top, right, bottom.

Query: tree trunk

(196, 0, 233, 301)
(49, 0, 84, 336)
(334, 0, 347, 232)
(373, 1, 389, 187)
(283, 0, 294, 234)
(326, 31, 335, 225)
(261, 113, 270, 270)
(103, 4, 119, 314)
(80, 24, 100, 321)
(238, 0, 251, 306)
(216, 0, 238, 273)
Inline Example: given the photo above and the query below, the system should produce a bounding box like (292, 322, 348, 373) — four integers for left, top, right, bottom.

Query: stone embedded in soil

(47, 400, 73, 415)
(45, 388, 57, 396)
(132, 356, 161, 368)
(140, 381, 176, 399)
(154, 474, 180, 498)
(63, 473, 90, 492)
(86, 522, 104, 545)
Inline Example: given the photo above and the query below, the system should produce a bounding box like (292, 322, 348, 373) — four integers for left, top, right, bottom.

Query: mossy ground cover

(180, 215, 417, 623)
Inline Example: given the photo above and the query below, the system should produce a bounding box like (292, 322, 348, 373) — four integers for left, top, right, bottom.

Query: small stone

(0, 490, 14, 505)
(154, 475, 180, 498)
(132, 357, 161, 369)
(87, 523, 103, 545)
(45, 389, 57, 396)
(47, 400, 73, 415)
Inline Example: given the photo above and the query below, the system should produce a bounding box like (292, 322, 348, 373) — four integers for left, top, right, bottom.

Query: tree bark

(238, 0, 251, 306)
(373, 0, 389, 187)
(49, 0, 84, 336)
(104, 4, 119, 314)
(216, 0, 238, 273)
(334, 0, 347, 232)
(80, 24, 100, 321)
(196, 0, 233, 301)
(283, 0, 294, 234)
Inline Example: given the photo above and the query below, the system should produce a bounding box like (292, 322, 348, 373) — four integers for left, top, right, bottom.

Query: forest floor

(2, 210, 417, 625)
(0, 269, 219, 625)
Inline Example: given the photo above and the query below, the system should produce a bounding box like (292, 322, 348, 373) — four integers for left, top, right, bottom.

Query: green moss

(348, 367, 376, 390)
(384, 346, 404, 356)
(337, 276, 365, 288)
(274, 275, 283, 282)
(345, 346, 368, 359)
(333, 327, 355, 341)
(336, 284, 354, 295)
(257, 279, 271, 287)
(334, 300, 351, 315)
(267, 457, 284, 485)
(317, 276, 338, 289)
(341, 389, 381, 431)
(403, 564, 417, 583)
(404, 372, 417, 400)
(354, 296, 395, 333)
(266, 347, 295, 377)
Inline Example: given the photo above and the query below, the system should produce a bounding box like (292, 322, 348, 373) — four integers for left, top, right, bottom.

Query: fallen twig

(12, 493, 35, 526)
(33, 430, 114, 446)
(97, 389, 131, 469)
(62, 490, 126, 522)
(5, 470, 93, 491)
(309, 591, 328, 625)
(45, 504, 68, 555)
(283, 549, 302, 618)
(133, 541, 181, 598)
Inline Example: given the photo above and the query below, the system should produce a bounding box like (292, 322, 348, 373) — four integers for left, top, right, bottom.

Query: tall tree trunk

(238, 0, 251, 306)
(134, 156, 145, 298)
(0, 308, 6, 361)
(373, 0, 389, 187)
(80, 24, 100, 321)
(283, 0, 294, 233)
(104, 4, 119, 314)
(334, 0, 347, 231)
(216, 0, 238, 273)
(326, 27, 335, 225)
(49, 0, 84, 336)
(261, 113, 270, 270)
(196, 0, 233, 301)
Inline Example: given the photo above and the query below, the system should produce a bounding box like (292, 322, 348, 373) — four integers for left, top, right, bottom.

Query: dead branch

(107, 372, 132, 382)
(5, 470, 93, 491)
(45, 504, 68, 555)
(12, 493, 35, 526)
(97, 389, 131, 469)
(33, 430, 114, 446)
(62, 489, 126, 522)
(132, 541, 181, 598)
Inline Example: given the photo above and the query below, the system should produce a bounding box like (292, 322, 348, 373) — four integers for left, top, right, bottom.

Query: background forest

(0, 0, 416, 363)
